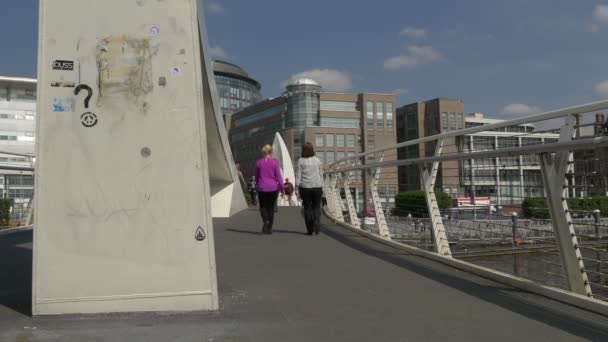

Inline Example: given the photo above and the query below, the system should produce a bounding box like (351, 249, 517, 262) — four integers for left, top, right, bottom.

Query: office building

(396, 99, 559, 206)
(230, 78, 398, 209)
(213, 60, 262, 130)
(573, 113, 608, 197)
(0, 76, 36, 223)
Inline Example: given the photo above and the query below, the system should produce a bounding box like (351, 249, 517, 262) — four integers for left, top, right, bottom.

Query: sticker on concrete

(195, 226, 206, 241)
(81, 112, 98, 127)
(148, 25, 160, 38)
(52, 98, 74, 112)
(158, 76, 167, 87)
(52, 60, 74, 71)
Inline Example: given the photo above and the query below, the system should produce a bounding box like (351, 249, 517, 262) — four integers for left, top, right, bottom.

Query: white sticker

(170, 67, 181, 77)
(148, 25, 160, 38)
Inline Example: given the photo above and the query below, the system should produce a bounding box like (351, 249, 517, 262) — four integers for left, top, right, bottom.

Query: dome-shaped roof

(288, 78, 320, 87)
(213, 60, 250, 79)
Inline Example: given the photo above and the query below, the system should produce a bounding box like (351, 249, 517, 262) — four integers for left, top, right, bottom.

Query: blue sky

(2, 0, 608, 119)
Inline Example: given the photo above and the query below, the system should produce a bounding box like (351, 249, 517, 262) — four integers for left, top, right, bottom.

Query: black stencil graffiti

(81, 112, 98, 127)
(195, 226, 206, 241)
(74, 84, 93, 108)
(75, 84, 97, 128)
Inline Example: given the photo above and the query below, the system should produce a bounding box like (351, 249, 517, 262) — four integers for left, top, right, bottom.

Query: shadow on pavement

(321, 222, 608, 341)
(0, 230, 32, 316)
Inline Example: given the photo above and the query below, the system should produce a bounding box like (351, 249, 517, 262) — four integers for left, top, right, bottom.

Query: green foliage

(522, 196, 608, 219)
(0, 199, 13, 227)
(522, 198, 550, 219)
(394, 191, 452, 217)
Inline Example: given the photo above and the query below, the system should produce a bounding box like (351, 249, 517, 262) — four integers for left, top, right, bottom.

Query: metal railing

(324, 101, 608, 302)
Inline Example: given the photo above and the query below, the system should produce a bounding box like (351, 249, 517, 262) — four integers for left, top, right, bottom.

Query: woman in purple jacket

(255, 144, 285, 234)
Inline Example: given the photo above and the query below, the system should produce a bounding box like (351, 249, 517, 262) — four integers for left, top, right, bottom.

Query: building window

(376, 103, 384, 130)
(367, 135, 375, 149)
(317, 151, 325, 163)
(367, 102, 374, 130)
(326, 134, 334, 147)
(326, 152, 335, 164)
(336, 135, 345, 147)
(449, 112, 456, 131)
(386, 103, 393, 129)
(347, 135, 355, 147)
(456, 113, 464, 130)
(320, 101, 357, 112)
(315, 134, 324, 147)
(337, 152, 345, 161)
(441, 112, 448, 131)
(348, 152, 355, 159)
(319, 117, 360, 128)
(233, 104, 285, 128)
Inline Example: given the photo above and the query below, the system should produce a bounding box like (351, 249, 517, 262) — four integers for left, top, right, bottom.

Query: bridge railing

(324, 101, 608, 302)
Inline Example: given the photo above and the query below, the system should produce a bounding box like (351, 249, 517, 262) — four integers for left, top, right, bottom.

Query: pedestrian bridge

(1, 207, 607, 341)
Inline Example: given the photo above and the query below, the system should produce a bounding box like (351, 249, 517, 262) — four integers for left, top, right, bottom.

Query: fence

(324, 101, 608, 302)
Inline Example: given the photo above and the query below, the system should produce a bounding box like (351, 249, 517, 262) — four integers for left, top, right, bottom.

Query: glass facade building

(213, 60, 262, 129)
(229, 80, 398, 212)
(283, 79, 322, 159)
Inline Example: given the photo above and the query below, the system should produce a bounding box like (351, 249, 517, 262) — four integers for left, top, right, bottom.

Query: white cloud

(595, 80, 608, 97)
(384, 45, 443, 70)
(502, 103, 542, 116)
(209, 46, 227, 59)
(391, 88, 409, 96)
(399, 27, 426, 39)
(208, 2, 224, 14)
(594, 4, 608, 24)
(283, 69, 353, 91)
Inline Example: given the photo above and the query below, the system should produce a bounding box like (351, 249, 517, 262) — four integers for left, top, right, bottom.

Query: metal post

(511, 212, 518, 247)
(594, 209, 601, 240)
(595, 209, 602, 284)
(419, 139, 452, 256)
(342, 170, 360, 228)
(368, 153, 391, 239)
(328, 174, 344, 222)
(539, 114, 592, 296)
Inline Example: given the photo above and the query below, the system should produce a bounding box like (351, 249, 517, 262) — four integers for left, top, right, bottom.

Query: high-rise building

(396, 98, 559, 206)
(396, 98, 465, 194)
(229, 79, 398, 209)
(212, 60, 262, 130)
(0, 76, 36, 223)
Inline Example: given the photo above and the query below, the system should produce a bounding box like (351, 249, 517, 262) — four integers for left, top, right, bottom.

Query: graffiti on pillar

(74, 84, 97, 127)
(195, 226, 206, 241)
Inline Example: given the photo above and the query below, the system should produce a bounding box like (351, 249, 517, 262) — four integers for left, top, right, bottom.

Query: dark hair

(301, 142, 315, 158)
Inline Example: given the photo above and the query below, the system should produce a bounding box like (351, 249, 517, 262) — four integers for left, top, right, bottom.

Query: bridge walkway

(0, 208, 607, 341)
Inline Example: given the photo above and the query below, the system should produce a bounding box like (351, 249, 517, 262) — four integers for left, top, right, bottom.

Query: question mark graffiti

(74, 84, 97, 127)
(74, 84, 93, 109)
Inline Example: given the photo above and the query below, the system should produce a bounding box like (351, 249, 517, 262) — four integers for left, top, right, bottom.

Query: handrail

(326, 135, 608, 175)
(329, 100, 608, 169)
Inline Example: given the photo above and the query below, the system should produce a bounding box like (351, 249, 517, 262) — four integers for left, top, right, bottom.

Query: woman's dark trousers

(299, 187, 323, 234)
(258, 191, 278, 233)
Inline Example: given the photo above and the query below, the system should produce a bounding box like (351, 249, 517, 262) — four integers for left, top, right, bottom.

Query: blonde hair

(262, 144, 273, 156)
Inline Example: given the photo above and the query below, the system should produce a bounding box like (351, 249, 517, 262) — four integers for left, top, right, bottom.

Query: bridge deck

(1, 207, 607, 341)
